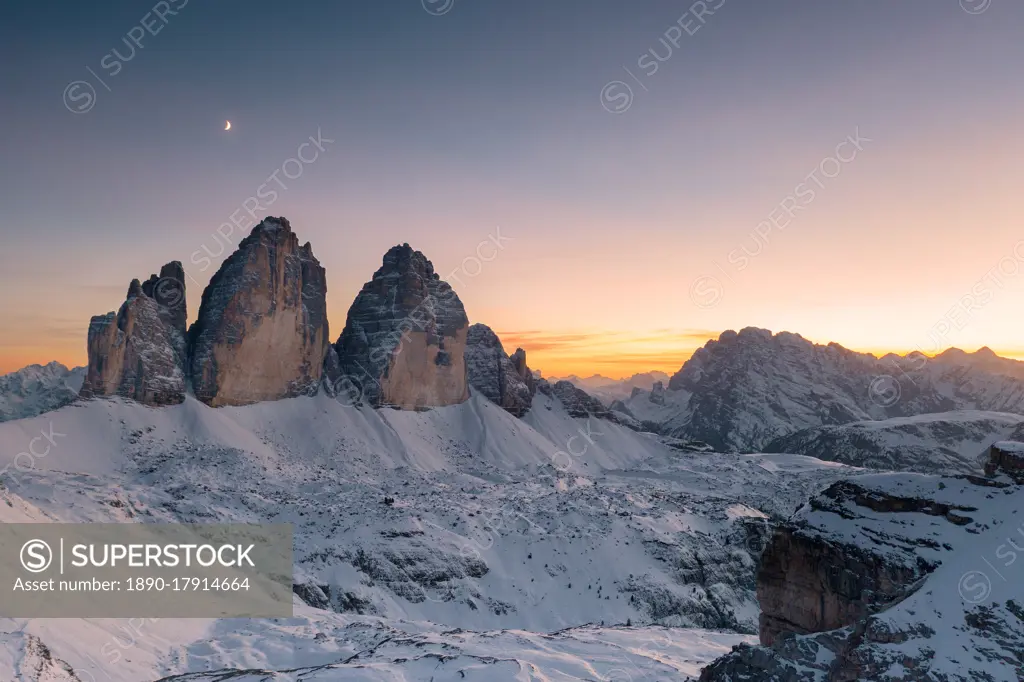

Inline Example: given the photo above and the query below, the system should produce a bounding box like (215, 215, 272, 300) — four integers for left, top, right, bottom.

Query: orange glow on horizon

(6, 334, 1024, 382)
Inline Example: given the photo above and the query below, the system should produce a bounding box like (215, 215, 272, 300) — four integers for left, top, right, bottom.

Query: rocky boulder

(509, 348, 535, 395)
(649, 380, 666, 405)
(188, 217, 329, 407)
(538, 379, 641, 430)
(984, 440, 1024, 484)
(79, 263, 188, 406)
(332, 244, 469, 409)
(464, 324, 533, 416)
(700, 472, 1024, 681)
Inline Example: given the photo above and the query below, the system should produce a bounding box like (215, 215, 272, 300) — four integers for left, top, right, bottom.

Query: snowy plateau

(2, 327, 1024, 679)
(0, 387, 847, 681)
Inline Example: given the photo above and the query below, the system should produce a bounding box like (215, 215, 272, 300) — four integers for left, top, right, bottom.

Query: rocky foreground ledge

(699, 444, 1024, 681)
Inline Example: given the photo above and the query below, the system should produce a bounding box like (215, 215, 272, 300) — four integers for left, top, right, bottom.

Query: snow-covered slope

(0, 362, 84, 423)
(622, 327, 1024, 452)
(763, 410, 1024, 475)
(0, 393, 854, 681)
(701, 468, 1024, 681)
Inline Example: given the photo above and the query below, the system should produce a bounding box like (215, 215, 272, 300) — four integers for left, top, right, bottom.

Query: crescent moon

(224, 120, 231, 131)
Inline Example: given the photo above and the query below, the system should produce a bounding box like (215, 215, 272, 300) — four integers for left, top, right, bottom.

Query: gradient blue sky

(2, 0, 1023, 376)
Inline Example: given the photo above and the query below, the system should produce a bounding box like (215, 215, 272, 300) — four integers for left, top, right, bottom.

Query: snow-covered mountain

(701, 451, 1024, 681)
(4, 227, 1021, 680)
(0, 361, 84, 423)
(0, 393, 854, 681)
(763, 410, 1024, 475)
(620, 327, 1024, 452)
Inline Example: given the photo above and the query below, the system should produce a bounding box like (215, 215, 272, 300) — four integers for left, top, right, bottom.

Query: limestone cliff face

(700, 467, 1024, 681)
(188, 217, 329, 407)
(79, 263, 187, 406)
(332, 244, 469, 409)
(465, 324, 533, 416)
(757, 521, 924, 646)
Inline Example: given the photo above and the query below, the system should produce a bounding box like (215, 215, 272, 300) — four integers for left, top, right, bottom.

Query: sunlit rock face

(79, 262, 188, 406)
(465, 323, 533, 416)
(188, 217, 329, 407)
(332, 244, 469, 409)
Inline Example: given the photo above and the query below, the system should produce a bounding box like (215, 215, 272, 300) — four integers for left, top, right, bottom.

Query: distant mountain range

(10, 322, 1024, 474)
(3, 220, 1024, 679)
(0, 361, 84, 422)
(616, 327, 1024, 454)
(550, 371, 671, 404)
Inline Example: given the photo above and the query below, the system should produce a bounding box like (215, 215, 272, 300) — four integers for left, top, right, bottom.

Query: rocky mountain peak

(330, 244, 469, 409)
(79, 261, 188, 406)
(378, 242, 439, 280)
(465, 323, 533, 416)
(142, 261, 187, 334)
(188, 216, 329, 407)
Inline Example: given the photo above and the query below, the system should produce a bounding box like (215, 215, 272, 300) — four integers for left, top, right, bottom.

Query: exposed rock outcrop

(700, 472, 1024, 681)
(538, 379, 641, 430)
(188, 217, 329, 407)
(984, 440, 1024, 483)
(649, 380, 666, 405)
(79, 262, 187, 406)
(757, 524, 924, 646)
(332, 244, 469, 409)
(465, 323, 533, 416)
(542, 380, 613, 418)
(510, 348, 536, 395)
